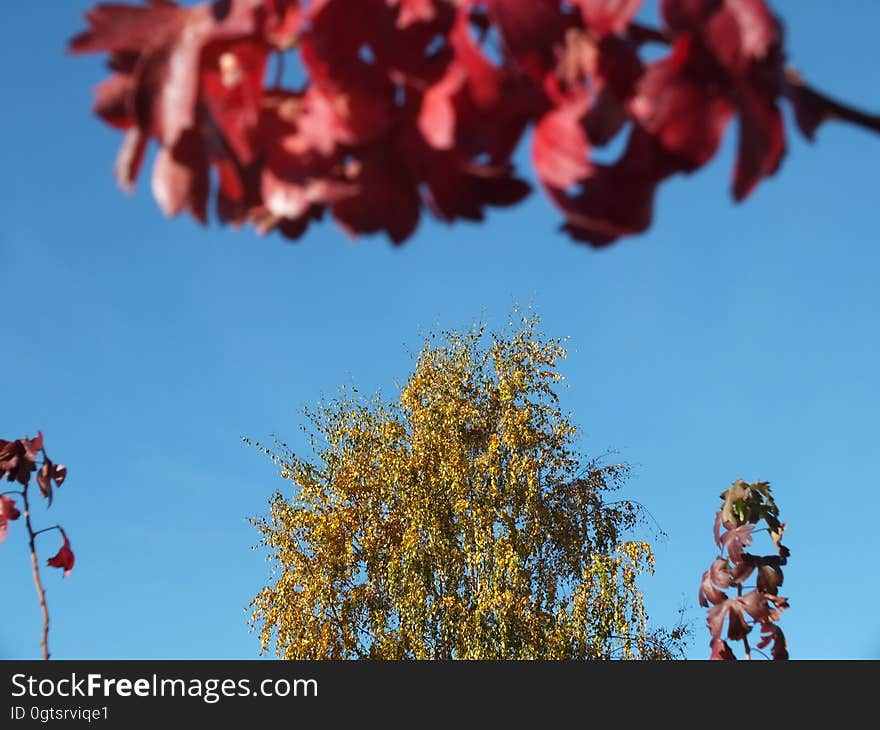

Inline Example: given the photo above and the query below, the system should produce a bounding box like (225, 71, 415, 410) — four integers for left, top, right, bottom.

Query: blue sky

(2, 1, 879, 660)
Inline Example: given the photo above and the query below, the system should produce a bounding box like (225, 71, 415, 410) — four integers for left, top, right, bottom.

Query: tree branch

(32, 525, 62, 538)
(785, 68, 880, 136)
(273, 51, 285, 90)
(22, 484, 51, 660)
(737, 583, 751, 661)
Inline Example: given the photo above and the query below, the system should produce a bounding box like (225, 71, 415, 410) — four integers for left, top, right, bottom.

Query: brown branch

(737, 584, 751, 661)
(33, 525, 62, 538)
(22, 484, 51, 660)
(273, 51, 285, 89)
(627, 22, 671, 46)
(785, 68, 880, 136)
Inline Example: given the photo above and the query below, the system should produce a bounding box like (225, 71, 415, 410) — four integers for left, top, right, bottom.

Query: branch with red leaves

(68, 0, 880, 248)
(1, 433, 75, 660)
(699, 479, 790, 660)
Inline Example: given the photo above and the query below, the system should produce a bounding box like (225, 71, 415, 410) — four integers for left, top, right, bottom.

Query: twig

(273, 51, 285, 89)
(22, 484, 51, 660)
(785, 68, 880, 136)
(629, 22, 880, 138)
(737, 584, 751, 661)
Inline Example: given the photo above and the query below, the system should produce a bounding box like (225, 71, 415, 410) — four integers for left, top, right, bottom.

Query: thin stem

(32, 525, 62, 538)
(22, 484, 51, 660)
(604, 499, 666, 538)
(737, 583, 751, 661)
(273, 51, 285, 89)
(1, 489, 24, 497)
(786, 68, 880, 136)
(628, 22, 671, 46)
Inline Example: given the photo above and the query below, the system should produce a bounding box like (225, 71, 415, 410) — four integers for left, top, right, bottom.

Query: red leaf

(702, 0, 779, 76)
(114, 129, 149, 192)
(72, 0, 290, 222)
(757, 622, 788, 660)
(94, 73, 137, 129)
(532, 91, 592, 191)
(556, 172, 659, 247)
(331, 143, 421, 245)
(756, 562, 783, 595)
(706, 588, 786, 643)
(707, 597, 746, 642)
(199, 39, 270, 165)
(0, 437, 39, 486)
(478, 0, 568, 67)
(70, 4, 185, 57)
(698, 561, 728, 607)
(52, 464, 67, 488)
(306, 0, 452, 88)
(0, 495, 21, 544)
(47, 534, 76, 577)
(72, 1, 276, 147)
(551, 128, 682, 247)
(656, 0, 786, 198)
(419, 68, 462, 150)
(152, 130, 210, 222)
(662, 0, 719, 31)
(630, 35, 735, 171)
(725, 603, 751, 641)
(732, 82, 785, 201)
(584, 35, 645, 145)
(418, 9, 532, 158)
(257, 91, 355, 224)
(72, 3, 193, 147)
(261, 163, 351, 224)
(740, 587, 788, 623)
(422, 157, 531, 223)
(300, 83, 394, 153)
(710, 638, 736, 660)
(37, 461, 55, 504)
(698, 556, 748, 608)
(0, 495, 21, 521)
(729, 555, 755, 584)
(0, 440, 23, 484)
(25, 432, 44, 461)
(713, 510, 725, 548)
(662, 0, 778, 66)
(720, 523, 754, 564)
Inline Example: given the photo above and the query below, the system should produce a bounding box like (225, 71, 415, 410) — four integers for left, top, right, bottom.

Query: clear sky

(2, 1, 879, 660)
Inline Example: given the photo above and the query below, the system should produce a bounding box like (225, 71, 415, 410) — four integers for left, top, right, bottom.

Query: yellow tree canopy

(248, 317, 685, 659)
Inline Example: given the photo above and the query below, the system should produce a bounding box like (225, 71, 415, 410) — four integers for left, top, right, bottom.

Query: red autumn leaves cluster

(69, 0, 850, 247)
(1, 433, 75, 576)
(699, 479, 789, 660)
